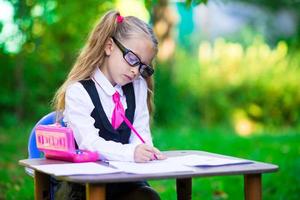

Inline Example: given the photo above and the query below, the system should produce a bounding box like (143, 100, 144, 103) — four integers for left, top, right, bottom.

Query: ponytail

(52, 10, 158, 120)
(52, 10, 120, 116)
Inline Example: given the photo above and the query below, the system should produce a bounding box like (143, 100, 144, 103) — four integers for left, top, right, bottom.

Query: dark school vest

(79, 80, 135, 144)
(78, 80, 148, 200)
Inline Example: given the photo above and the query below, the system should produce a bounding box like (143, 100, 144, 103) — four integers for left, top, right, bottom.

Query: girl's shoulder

(132, 77, 148, 104)
(66, 81, 86, 93)
(132, 76, 147, 93)
(65, 81, 91, 100)
(65, 81, 95, 108)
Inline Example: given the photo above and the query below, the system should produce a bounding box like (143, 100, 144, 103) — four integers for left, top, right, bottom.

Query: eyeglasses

(112, 37, 154, 78)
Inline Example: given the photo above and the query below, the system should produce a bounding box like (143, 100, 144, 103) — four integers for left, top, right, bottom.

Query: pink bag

(35, 124, 99, 162)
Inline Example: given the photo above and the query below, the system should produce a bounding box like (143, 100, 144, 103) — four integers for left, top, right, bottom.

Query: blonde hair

(52, 10, 158, 120)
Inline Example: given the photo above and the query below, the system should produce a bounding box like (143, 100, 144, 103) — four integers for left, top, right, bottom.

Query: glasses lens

(140, 64, 154, 78)
(124, 51, 140, 66)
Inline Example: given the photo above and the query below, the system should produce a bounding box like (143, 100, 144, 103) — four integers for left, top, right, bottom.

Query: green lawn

(150, 126, 300, 200)
(0, 125, 299, 199)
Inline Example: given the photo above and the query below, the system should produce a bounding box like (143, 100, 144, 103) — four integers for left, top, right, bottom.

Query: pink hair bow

(117, 14, 124, 23)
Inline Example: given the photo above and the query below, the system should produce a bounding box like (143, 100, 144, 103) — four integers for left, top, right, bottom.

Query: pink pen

(121, 114, 159, 160)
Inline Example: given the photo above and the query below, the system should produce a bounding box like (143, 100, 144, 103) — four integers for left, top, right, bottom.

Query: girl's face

(102, 37, 155, 86)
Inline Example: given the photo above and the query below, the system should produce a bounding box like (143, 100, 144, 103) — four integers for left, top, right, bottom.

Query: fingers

(136, 155, 151, 163)
(152, 147, 167, 160)
(156, 153, 167, 160)
(143, 144, 155, 152)
(134, 144, 154, 163)
(141, 148, 154, 159)
(134, 144, 167, 162)
(152, 147, 161, 154)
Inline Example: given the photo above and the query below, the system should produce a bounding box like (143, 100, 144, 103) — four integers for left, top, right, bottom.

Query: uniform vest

(79, 79, 135, 144)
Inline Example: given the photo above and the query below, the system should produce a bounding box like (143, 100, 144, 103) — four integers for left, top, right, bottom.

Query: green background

(0, 0, 299, 199)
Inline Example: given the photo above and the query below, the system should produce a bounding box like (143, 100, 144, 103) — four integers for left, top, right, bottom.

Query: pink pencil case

(35, 124, 99, 162)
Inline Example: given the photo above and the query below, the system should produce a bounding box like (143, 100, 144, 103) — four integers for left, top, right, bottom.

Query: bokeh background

(0, 0, 299, 199)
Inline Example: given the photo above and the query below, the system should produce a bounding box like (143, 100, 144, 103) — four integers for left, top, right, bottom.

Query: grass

(150, 126, 300, 200)
(0, 124, 299, 199)
(0, 125, 34, 200)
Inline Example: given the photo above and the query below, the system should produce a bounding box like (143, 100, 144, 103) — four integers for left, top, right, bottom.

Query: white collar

(92, 68, 124, 96)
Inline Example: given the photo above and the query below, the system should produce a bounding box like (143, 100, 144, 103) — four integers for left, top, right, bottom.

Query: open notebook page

(109, 160, 194, 174)
(32, 162, 122, 176)
(166, 154, 252, 167)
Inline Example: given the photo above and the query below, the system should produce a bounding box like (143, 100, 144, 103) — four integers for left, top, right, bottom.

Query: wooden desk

(19, 150, 278, 200)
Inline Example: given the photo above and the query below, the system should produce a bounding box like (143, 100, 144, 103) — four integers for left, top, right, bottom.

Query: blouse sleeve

(129, 78, 154, 146)
(63, 82, 138, 162)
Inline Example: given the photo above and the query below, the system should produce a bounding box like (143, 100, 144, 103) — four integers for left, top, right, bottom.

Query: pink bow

(116, 15, 124, 23)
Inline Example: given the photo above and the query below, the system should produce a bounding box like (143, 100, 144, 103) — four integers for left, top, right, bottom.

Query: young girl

(53, 10, 166, 200)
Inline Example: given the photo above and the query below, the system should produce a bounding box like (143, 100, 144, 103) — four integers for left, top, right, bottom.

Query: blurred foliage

(0, 0, 208, 127)
(228, 0, 300, 49)
(0, 0, 299, 134)
(0, 1, 299, 199)
(0, 0, 115, 126)
(229, 0, 300, 11)
(156, 37, 300, 134)
(154, 64, 199, 128)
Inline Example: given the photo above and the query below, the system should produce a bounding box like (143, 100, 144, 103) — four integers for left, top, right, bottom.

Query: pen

(102, 160, 110, 165)
(122, 114, 159, 160)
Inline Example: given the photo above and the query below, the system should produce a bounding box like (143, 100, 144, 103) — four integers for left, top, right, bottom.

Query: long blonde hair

(52, 10, 158, 119)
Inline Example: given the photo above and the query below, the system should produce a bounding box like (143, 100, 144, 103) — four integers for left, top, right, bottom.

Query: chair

(27, 112, 65, 200)
(28, 111, 65, 159)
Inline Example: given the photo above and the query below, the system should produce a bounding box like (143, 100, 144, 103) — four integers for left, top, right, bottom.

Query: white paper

(166, 154, 252, 166)
(109, 160, 194, 174)
(33, 162, 122, 176)
(31, 155, 252, 176)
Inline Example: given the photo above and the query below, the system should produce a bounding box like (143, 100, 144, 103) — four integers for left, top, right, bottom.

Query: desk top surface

(19, 150, 278, 184)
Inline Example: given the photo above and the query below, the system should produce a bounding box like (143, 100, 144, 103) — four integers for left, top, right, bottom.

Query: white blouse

(63, 68, 153, 162)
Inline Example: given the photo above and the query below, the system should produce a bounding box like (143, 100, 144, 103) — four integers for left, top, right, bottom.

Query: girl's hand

(134, 144, 167, 163)
(152, 147, 167, 160)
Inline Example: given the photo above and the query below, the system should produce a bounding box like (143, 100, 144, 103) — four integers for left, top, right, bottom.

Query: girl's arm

(64, 82, 138, 162)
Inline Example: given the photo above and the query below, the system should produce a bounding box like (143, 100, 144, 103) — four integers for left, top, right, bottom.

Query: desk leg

(176, 178, 192, 200)
(34, 171, 50, 200)
(244, 174, 262, 200)
(86, 183, 105, 200)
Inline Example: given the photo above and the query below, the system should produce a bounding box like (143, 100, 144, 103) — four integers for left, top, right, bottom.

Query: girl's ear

(104, 38, 114, 56)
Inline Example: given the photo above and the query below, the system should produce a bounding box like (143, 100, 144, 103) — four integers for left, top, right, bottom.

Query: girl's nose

(130, 66, 139, 77)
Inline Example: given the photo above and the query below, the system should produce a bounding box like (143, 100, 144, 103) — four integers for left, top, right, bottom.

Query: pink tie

(111, 91, 125, 129)
(111, 90, 156, 158)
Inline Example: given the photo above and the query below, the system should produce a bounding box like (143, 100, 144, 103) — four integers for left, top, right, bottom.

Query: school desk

(19, 150, 278, 200)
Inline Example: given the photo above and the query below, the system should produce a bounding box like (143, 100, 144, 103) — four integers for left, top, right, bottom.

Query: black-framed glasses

(112, 37, 154, 78)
